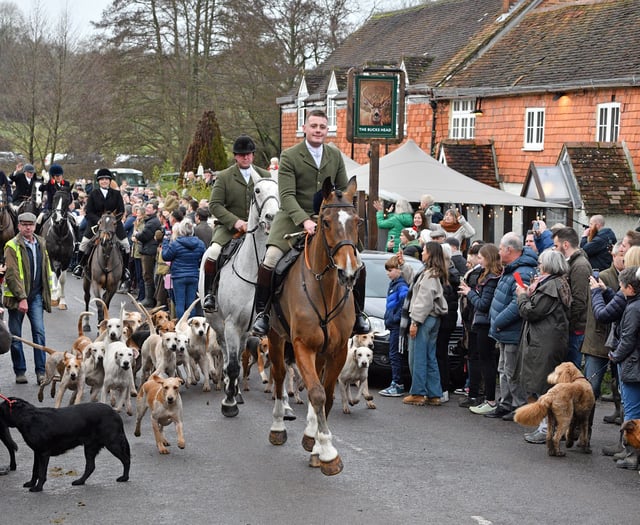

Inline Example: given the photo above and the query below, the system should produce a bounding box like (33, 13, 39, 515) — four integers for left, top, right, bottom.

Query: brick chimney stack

(503, 0, 516, 11)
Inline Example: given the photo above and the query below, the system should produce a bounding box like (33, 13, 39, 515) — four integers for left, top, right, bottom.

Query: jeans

(476, 325, 498, 402)
(497, 342, 526, 410)
(566, 332, 585, 369)
(388, 327, 402, 385)
(583, 354, 609, 399)
(8, 294, 46, 376)
(171, 276, 199, 319)
(134, 258, 145, 300)
(618, 366, 640, 421)
(408, 316, 441, 397)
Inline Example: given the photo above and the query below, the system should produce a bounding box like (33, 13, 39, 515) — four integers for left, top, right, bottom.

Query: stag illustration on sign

(359, 81, 393, 126)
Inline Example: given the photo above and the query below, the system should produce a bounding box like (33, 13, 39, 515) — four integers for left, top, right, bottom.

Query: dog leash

(584, 361, 611, 384)
(0, 393, 15, 413)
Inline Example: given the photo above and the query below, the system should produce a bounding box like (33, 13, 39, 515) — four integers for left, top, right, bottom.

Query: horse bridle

(248, 179, 279, 234)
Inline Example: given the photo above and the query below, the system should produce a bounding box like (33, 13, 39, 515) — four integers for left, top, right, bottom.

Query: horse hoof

(309, 454, 321, 468)
(221, 403, 239, 418)
(284, 407, 296, 421)
(269, 430, 287, 446)
(320, 456, 344, 476)
(58, 303, 67, 310)
(301, 434, 315, 452)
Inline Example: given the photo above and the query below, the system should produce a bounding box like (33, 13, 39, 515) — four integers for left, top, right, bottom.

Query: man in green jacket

(202, 135, 271, 311)
(251, 110, 369, 336)
(3, 212, 53, 385)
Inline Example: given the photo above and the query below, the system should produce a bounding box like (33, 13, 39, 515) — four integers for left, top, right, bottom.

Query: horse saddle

(211, 237, 245, 295)
(273, 236, 305, 294)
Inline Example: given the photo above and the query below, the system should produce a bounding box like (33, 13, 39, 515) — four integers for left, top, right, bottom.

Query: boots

(352, 265, 371, 335)
(604, 374, 623, 424)
(72, 251, 88, 278)
(141, 284, 156, 308)
(251, 265, 273, 336)
(202, 259, 218, 312)
(118, 251, 131, 293)
(602, 431, 625, 456)
(616, 446, 639, 469)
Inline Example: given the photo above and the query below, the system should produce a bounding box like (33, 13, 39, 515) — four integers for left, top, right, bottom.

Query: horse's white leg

(58, 271, 67, 310)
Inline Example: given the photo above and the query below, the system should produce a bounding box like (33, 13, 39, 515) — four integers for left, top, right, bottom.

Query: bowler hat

(23, 164, 35, 173)
(18, 212, 37, 223)
(49, 163, 64, 176)
(233, 135, 256, 155)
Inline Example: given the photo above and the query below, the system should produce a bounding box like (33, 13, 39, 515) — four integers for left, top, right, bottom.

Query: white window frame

(597, 102, 620, 142)
(326, 73, 338, 131)
(449, 99, 476, 139)
(297, 78, 309, 132)
(524, 107, 545, 151)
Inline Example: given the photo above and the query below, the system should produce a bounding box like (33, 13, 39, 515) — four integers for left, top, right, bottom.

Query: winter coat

(162, 235, 206, 280)
(208, 164, 271, 247)
(489, 247, 538, 344)
(10, 172, 42, 203)
(460, 264, 483, 326)
(582, 264, 619, 358)
(401, 239, 422, 260)
(409, 268, 448, 325)
(40, 179, 72, 210)
(84, 187, 126, 239)
(533, 230, 554, 254)
(384, 275, 409, 329)
(566, 249, 592, 333)
(136, 214, 162, 256)
(579, 227, 616, 271)
(609, 294, 640, 383)
(440, 264, 460, 332)
(377, 212, 414, 252)
(515, 274, 572, 394)
(267, 140, 347, 253)
(2, 233, 52, 312)
(467, 273, 500, 328)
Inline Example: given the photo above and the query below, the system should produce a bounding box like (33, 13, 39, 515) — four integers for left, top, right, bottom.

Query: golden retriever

(514, 362, 595, 457)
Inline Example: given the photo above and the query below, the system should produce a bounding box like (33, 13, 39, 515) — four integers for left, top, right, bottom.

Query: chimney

(503, 0, 516, 11)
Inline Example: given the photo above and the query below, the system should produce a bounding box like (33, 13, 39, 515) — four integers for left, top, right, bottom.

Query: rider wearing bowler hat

(201, 135, 271, 311)
(72, 168, 130, 281)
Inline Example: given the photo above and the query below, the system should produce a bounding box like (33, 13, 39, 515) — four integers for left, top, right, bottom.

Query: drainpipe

(429, 99, 438, 157)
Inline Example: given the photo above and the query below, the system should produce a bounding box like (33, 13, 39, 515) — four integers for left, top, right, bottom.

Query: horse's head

(0, 187, 6, 209)
(52, 191, 70, 225)
(98, 212, 118, 247)
(249, 172, 279, 234)
(317, 176, 361, 288)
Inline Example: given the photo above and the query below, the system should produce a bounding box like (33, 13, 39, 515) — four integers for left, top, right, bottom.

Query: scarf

(439, 219, 467, 251)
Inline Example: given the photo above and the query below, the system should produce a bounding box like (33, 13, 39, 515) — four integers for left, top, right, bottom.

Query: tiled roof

(444, 0, 640, 89)
(440, 139, 501, 188)
(565, 142, 640, 215)
(317, 0, 508, 86)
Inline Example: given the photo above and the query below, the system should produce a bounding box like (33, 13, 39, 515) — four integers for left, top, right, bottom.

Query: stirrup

(72, 264, 84, 278)
(251, 313, 270, 336)
(352, 313, 371, 335)
(203, 294, 217, 312)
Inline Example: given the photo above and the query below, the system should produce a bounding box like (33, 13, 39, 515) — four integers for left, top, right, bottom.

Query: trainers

(440, 391, 449, 403)
(403, 394, 426, 406)
(426, 397, 441, 406)
(524, 429, 547, 444)
(453, 387, 469, 396)
(459, 396, 483, 408)
(379, 383, 404, 397)
(15, 374, 28, 384)
(470, 401, 497, 415)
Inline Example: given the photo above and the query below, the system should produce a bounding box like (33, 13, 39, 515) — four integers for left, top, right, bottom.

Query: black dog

(0, 397, 130, 492)
(0, 416, 17, 475)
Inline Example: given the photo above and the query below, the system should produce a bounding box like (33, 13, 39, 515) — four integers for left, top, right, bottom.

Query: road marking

(471, 517, 493, 525)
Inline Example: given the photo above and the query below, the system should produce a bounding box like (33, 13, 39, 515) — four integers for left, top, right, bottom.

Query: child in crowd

(379, 254, 409, 397)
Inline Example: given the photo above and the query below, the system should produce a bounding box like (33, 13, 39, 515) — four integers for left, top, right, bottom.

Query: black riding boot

(352, 265, 371, 335)
(203, 259, 218, 312)
(118, 250, 131, 292)
(72, 251, 88, 278)
(251, 265, 273, 336)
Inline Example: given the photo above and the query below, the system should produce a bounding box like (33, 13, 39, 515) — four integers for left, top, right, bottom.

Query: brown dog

(621, 419, 640, 451)
(134, 373, 185, 454)
(515, 362, 595, 457)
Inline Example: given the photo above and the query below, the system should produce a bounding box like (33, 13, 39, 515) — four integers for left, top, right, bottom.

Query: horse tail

(77, 312, 93, 337)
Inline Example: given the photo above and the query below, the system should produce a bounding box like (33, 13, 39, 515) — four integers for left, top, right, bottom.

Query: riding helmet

(49, 163, 64, 176)
(232, 135, 256, 155)
(96, 168, 113, 180)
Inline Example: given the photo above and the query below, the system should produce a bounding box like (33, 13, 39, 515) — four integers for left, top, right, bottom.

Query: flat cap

(18, 212, 37, 223)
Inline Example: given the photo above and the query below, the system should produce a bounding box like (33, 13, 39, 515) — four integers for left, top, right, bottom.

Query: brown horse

(267, 176, 361, 476)
(0, 187, 16, 262)
(83, 213, 123, 329)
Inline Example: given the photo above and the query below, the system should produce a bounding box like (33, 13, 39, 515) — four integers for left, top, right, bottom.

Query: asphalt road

(0, 275, 638, 525)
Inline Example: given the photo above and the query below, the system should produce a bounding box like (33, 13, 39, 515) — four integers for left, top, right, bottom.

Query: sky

(20, 0, 111, 37)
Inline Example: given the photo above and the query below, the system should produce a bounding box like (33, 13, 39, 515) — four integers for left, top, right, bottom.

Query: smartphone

(532, 221, 540, 231)
(593, 270, 600, 279)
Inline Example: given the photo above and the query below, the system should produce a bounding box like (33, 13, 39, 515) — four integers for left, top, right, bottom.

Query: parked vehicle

(94, 168, 147, 188)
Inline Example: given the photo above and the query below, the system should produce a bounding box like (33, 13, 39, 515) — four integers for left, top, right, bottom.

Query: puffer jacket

(161, 235, 206, 280)
(580, 227, 616, 271)
(376, 211, 414, 253)
(489, 247, 538, 344)
(609, 294, 640, 383)
(467, 273, 500, 328)
(384, 275, 409, 329)
(137, 214, 162, 256)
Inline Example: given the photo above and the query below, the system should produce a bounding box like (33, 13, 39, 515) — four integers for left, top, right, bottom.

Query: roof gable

(439, 139, 501, 188)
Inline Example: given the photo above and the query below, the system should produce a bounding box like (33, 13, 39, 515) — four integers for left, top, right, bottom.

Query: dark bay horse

(83, 213, 123, 328)
(0, 188, 16, 262)
(267, 176, 361, 476)
(41, 190, 75, 310)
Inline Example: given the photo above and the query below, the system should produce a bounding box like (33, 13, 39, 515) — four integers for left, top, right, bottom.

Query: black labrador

(0, 397, 130, 492)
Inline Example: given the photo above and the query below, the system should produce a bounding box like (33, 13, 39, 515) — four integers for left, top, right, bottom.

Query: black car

(362, 250, 464, 385)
